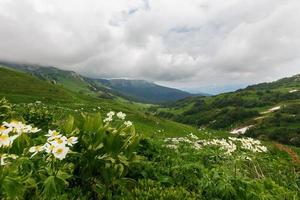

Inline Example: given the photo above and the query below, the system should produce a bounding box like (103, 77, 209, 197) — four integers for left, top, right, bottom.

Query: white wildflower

(103, 117, 113, 123)
(52, 145, 69, 160)
(43, 143, 55, 153)
(46, 130, 61, 140)
(124, 121, 133, 127)
(0, 126, 12, 135)
(164, 144, 178, 149)
(3, 121, 40, 134)
(49, 136, 67, 146)
(188, 133, 199, 140)
(0, 154, 7, 166)
(29, 145, 44, 157)
(116, 112, 126, 120)
(0, 133, 10, 147)
(66, 137, 78, 146)
(107, 111, 115, 118)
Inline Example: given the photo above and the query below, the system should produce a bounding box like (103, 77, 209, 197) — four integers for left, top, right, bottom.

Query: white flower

(49, 136, 67, 146)
(103, 117, 113, 123)
(0, 154, 7, 166)
(0, 133, 10, 147)
(43, 143, 55, 153)
(9, 154, 18, 160)
(23, 125, 41, 133)
(2, 121, 40, 134)
(30, 127, 41, 133)
(9, 134, 19, 144)
(66, 137, 78, 146)
(107, 111, 115, 118)
(29, 145, 44, 157)
(164, 144, 178, 149)
(46, 130, 61, 140)
(3, 121, 24, 134)
(188, 133, 199, 140)
(124, 121, 132, 127)
(52, 145, 69, 160)
(103, 111, 117, 123)
(116, 112, 126, 120)
(0, 126, 12, 135)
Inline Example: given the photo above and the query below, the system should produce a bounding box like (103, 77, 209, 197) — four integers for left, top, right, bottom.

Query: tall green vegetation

(0, 98, 299, 199)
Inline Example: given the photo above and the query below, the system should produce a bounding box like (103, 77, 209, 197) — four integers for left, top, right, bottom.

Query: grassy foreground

(0, 98, 299, 199)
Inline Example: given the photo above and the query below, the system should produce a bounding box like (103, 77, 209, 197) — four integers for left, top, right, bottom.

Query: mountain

(93, 78, 197, 103)
(0, 66, 200, 137)
(0, 67, 80, 103)
(0, 61, 200, 103)
(152, 74, 300, 146)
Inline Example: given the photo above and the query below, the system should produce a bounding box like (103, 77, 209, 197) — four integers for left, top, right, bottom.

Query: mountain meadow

(0, 63, 299, 199)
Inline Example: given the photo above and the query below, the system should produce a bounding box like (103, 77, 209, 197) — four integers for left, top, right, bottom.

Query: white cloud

(0, 0, 300, 93)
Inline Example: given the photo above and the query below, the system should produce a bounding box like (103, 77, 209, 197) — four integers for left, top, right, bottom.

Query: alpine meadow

(0, 1, 300, 199)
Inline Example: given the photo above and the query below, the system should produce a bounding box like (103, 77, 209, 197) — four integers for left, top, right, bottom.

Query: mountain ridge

(153, 72, 300, 146)
(0, 61, 203, 103)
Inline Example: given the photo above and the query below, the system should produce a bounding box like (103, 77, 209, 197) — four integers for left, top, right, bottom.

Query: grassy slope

(153, 75, 300, 146)
(0, 67, 81, 103)
(0, 66, 200, 137)
(156, 74, 300, 124)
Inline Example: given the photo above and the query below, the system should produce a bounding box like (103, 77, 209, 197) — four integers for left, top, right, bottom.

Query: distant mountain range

(0, 61, 205, 103)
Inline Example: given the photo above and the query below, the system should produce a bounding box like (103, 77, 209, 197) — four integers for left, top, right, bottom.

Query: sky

(0, 0, 300, 94)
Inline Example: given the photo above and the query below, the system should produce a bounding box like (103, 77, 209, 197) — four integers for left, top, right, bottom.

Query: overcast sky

(0, 0, 300, 94)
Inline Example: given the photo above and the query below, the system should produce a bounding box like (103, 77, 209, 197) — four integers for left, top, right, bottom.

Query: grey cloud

(0, 0, 300, 93)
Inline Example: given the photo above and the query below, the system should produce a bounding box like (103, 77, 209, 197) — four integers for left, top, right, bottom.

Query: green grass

(0, 66, 203, 138)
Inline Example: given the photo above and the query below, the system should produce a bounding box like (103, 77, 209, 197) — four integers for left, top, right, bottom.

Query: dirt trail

(274, 143, 300, 165)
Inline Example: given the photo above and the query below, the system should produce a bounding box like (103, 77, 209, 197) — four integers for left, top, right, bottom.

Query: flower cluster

(116, 112, 126, 120)
(103, 111, 133, 127)
(228, 137, 267, 153)
(164, 133, 201, 150)
(0, 121, 40, 148)
(202, 139, 236, 155)
(29, 130, 78, 160)
(103, 111, 115, 123)
(164, 133, 267, 155)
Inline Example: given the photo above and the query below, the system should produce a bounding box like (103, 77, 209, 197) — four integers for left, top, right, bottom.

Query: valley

(0, 63, 299, 199)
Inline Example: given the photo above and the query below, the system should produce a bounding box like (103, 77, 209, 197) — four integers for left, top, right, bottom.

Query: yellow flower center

(55, 138, 64, 144)
(0, 126, 6, 132)
(56, 148, 63, 154)
(0, 134, 9, 141)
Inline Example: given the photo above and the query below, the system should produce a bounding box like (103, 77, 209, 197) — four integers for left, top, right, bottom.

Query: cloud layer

(0, 0, 300, 93)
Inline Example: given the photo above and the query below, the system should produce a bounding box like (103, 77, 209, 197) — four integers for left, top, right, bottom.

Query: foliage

(0, 92, 299, 199)
(0, 100, 141, 199)
(0, 98, 14, 121)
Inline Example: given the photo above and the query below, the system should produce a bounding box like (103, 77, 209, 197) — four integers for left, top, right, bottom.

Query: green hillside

(0, 67, 81, 103)
(1, 61, 200, 103)
(152, 74, 300, 146)
(0, 66, 200, 137)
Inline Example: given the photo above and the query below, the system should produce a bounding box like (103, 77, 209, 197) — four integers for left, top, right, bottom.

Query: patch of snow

(230, 125, 254, 135)
(261, 106, 281, 114)
(289, 89, 298, 93)
(269, 106, 281, 111)
(255, 116, 266, 120)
